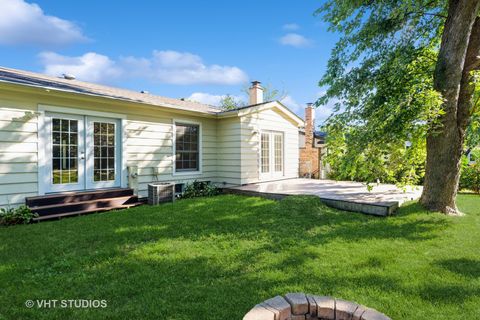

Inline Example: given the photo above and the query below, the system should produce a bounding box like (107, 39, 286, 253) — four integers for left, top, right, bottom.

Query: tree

(317, 0, 480, 214)
(219, 94, 244, 110)
(219, 83, 288, 111)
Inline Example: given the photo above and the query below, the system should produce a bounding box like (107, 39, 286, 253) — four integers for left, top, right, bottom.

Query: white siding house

(0, 67, 303, 208)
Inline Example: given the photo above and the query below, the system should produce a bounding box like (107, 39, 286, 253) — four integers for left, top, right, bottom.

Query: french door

(44, 112, 121, 193)
(260, 131, 284, 180)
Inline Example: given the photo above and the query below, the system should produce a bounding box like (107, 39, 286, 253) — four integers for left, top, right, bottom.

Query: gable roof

(0, 66, 220, 114)
(220, 100, 304, 126)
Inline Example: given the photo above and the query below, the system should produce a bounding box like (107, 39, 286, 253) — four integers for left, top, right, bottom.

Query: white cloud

(187, 92, 225, 106)
(315, 105, 335, 123)
(283, 23, 300, 31)
(0, 0, 87, 46)
(187, 92, 245, 106)
(39, 50, 248, 85)
(281, 95, 302, 113)
(315, 90, 341, 123)
(39, 51, 122, 83)
(279, 33, 312, 48)
(121, 50, 248, 85)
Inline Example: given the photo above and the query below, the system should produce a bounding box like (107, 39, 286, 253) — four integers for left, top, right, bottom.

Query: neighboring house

(299, 103, 328, 179)
(0, 67, 303, 210)
(466, 147, 479, 165)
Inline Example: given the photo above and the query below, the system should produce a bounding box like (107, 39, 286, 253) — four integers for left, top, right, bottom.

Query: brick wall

(299, 105, 321, 178)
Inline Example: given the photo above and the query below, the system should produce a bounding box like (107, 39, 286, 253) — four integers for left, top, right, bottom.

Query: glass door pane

(86, 117, 121, 190)
(261, 133, 270, 173)
(274, 134, 283, 172)
(93, 122, 116, 182)
(51, 118, 79, 184)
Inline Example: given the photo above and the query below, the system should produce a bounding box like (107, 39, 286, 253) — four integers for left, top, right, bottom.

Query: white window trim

(172, 118, 203, 176)
(37, 104, 127, 195)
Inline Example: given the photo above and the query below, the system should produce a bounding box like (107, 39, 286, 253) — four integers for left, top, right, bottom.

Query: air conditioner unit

(148, 182, 175, 205)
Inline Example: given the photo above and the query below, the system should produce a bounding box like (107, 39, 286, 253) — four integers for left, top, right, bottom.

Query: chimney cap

(251, 80, 262, 86)
(306, 102, 314, 107)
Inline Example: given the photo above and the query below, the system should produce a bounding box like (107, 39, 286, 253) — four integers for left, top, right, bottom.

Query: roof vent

(62, 73, 76, 80)
(140, 90, 149, 94)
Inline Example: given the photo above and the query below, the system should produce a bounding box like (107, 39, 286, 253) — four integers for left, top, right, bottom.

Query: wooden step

(32, 201, 144, 222)
(26, 188, 134, 207)
(31, 195, 139, 216)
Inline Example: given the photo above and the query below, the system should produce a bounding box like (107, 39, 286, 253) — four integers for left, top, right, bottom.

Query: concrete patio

(225, 178, 422, 216)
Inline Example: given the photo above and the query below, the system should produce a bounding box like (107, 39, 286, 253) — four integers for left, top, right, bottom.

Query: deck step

(26, 188, 134, 207)
(30, 195, 139, 217)
(32, 201, 144, 221)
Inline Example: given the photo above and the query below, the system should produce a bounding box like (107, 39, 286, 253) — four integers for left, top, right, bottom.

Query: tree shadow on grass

(435, 258, 480, 279)
(419, 282, 480, 304)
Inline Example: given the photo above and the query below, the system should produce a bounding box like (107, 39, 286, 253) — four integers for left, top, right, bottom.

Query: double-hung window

(175, 123, 200, 172)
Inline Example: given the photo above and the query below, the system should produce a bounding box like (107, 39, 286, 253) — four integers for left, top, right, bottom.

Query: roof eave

(0, 80, 219, 117)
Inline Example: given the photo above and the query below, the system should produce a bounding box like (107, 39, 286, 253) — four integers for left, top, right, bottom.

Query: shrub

(460, 156, 480, 194)
(181, 181, 220, 199)
(0, 205, 38, 226)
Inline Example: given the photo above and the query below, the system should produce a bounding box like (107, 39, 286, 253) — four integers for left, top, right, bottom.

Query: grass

(0, 194, 479, 319)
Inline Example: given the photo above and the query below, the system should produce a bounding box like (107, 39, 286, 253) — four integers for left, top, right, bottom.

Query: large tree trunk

(420, 0, 480, 215)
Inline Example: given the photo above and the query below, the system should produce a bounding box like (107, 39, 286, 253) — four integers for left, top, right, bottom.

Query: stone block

(263, 295, 292, 320)
(312, 296, 335, 320)
(284, 292, 309, 315)
(243, 304, 276, 320)
(352, 305, 367, 320)
(305, 294, 317, 317)
(361, 308, 391, 320)
(335, 299, 359, 320)
(290, 315, 306, 320)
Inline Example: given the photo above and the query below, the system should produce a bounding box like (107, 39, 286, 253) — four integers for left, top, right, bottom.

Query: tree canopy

(317, 1, 480, 197)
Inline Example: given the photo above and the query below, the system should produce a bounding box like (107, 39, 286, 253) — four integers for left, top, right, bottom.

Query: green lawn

(0, 194, 479, 319)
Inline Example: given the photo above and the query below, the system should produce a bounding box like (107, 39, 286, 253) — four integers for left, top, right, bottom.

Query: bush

(181, 181, 220, 199)
(0, 205, 38, 226)
(460, 157, 480, 194)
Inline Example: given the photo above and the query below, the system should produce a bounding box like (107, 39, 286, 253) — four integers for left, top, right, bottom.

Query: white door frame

(43, 112, 86, 193)
(259, 130, 285, 180)
(38, 104, 127, 195)
(85, 116, 122, 189)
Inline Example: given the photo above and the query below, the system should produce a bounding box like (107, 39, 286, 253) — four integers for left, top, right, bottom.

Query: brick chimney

(304, 103, 315, 147)
(249, 81, 264, 105)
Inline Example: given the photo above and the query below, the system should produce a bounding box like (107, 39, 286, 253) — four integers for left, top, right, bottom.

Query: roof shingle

(0, 66, 221, 114)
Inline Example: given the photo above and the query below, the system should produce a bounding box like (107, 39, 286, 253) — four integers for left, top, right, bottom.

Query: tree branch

(409, 11, 447, 19)
(464, 18, 480, 72)
(466, 55, 480, 70)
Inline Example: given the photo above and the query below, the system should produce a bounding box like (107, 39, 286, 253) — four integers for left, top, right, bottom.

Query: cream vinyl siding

(127, 116, 217, 197)
(0, 98, 39, 207)
(0, 87, 218, 206)
(0, 84, 301, 207)
(240, 107, 299, 184)
(216, 117, 242, 186)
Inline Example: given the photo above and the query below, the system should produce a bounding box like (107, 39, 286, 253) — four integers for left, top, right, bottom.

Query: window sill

(172, 170, 203, 176)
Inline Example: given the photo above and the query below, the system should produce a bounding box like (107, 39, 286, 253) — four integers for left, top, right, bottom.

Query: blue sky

(0, 0, 339, 122)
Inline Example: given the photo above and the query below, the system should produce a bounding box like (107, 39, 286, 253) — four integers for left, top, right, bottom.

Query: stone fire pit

(243, 293, 391, 320)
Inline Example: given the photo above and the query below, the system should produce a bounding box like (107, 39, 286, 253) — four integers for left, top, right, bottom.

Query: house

(0, 67, 303, 216)
(466, 147, 478, 165)
(299, 103, 328, 179)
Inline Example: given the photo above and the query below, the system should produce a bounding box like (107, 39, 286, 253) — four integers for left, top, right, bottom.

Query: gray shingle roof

(0, 66, 221, 114)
